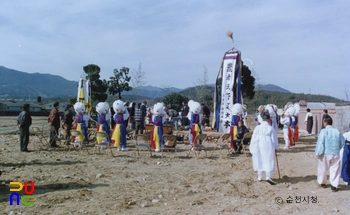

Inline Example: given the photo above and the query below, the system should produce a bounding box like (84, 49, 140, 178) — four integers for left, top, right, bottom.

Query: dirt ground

(0, 116, 349, 215)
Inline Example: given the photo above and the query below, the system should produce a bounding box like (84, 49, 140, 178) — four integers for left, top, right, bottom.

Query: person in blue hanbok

(341, 131, 350, 185)
(111, 100, 129, 151)
(73, 102, 89, 143)
(95, 102, 111, 144)
(150, 103, 166, 152)
(230, 103, 242, 150)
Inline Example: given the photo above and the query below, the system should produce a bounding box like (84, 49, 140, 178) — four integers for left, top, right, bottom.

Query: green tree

(108, 67, 132, 99)
(241, 64, 255, 100)
(163, 92, 189, 111)
(68, 97, 77, 105)
(83, 64, 108, 102)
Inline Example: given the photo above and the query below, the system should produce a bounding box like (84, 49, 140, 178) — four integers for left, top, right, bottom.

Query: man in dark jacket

(48, 102, 60, 147)
(321, 109, 330, 129)
(141, 101, 147, 124)
(17, 103, 32, 152)
(235, 120, 250, 154)
(110, 106, 116, 129)
(201, 103, 210, 128)
(180, 101, 189, 128)
(134, 103, 144, 136)
(62, 104, 74, 143)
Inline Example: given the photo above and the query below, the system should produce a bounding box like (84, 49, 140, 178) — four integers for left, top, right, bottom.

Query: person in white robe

(280, 111, 292, 150)
(253, 109, 259, 126)
(249, 109, 279, 185)
(266, 104, 278, 145)
(315, 117, 344, 192)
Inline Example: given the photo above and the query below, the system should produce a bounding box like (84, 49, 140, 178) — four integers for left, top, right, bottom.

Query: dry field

(0, 116, 349, 215)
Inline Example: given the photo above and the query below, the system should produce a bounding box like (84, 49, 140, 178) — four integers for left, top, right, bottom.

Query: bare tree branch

(131, 62, 147, 88)
(345, 86, 349, 102)
(161, 84, 173, 95)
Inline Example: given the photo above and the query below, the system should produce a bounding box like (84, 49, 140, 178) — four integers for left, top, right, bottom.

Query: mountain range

(0, 66, 77, 98)
(124, 85, 183, 98)
(255, 84, 291, 93)
(0, 65, 291, 99)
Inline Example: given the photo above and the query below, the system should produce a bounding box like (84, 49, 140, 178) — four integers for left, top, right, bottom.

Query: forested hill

(255, 84, 291, 93)
(0, 66, 77, 98)
(179, 86, 344, 113)
(243, 90, 344, 112)
(0, 65, 344, 111)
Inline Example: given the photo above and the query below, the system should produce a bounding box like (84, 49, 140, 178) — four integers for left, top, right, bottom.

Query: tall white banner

(219, 53, 237, 133)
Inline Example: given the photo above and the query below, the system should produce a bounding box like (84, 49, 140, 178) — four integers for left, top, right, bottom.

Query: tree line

(69, 63, 145, 104)
(68, 62, 257, 112)
(67, 62, 343, 115)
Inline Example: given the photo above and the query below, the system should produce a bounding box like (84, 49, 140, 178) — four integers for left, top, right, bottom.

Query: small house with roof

(0, 99, 45, 116)
(298, 100, 350, 134)
(43, 102, 68, 113)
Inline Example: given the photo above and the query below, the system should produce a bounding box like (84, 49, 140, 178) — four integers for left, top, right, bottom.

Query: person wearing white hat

(249, 109, 279, 185)
(291, 106, 299, 145)
(280, 109, 293, 150)
(230, 103, 243, 151)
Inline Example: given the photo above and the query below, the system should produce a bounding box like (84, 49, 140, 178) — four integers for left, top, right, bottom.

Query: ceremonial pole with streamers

(212, 31, 243, 133)
(77, 77, 92, 114)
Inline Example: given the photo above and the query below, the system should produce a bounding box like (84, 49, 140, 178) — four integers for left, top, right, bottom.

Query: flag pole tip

(226, 31, 233, 39)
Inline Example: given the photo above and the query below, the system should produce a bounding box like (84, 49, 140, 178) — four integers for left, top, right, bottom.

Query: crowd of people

(250, 104, 349, 191)
(16, 100, 211, 151)
(14, 101, 350, 192)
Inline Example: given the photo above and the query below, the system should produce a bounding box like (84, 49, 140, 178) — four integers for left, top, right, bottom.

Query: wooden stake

(275, 151, 281, 179)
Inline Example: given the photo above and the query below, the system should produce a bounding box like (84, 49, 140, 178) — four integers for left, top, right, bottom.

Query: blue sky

(1, 0, 349, 100)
